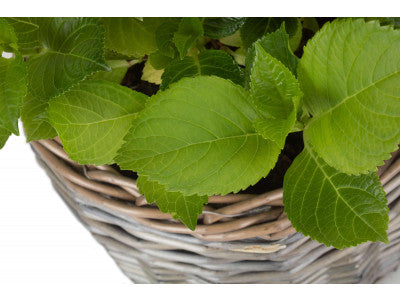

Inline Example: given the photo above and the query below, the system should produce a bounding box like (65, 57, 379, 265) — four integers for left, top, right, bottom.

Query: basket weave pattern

(30, 138, 400, 283)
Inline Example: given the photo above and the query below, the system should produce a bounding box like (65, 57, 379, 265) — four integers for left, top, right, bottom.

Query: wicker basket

(30, 138, 400, 283)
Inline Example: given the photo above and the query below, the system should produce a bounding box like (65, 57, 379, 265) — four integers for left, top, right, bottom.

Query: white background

(2, 1, 400, 298)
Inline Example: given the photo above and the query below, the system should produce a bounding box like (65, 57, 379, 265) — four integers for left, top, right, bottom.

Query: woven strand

(30, 139, 400, 283)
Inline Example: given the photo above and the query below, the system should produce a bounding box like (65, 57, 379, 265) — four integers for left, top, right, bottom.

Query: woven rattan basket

(30, 138, 400, 283)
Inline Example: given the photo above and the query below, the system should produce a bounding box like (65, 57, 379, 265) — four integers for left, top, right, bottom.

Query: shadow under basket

(30, 139, 400, 284)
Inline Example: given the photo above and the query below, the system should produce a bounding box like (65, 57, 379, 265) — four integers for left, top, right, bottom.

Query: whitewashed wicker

(30, 138, 400, 283)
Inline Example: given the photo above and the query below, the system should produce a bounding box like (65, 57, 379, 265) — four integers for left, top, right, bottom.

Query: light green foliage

(21, 97, 57, 142)
(161, 50, 243, 90)
(116, 76, 280, 196)
(5, 17, 40, 54)
(203, 18, 245, 38)
(0, 54, 27, 135)
(245, 24, 299, 86)
(47, 80, 147, 165)
(283, 143, 389, 249)
(103, 17, 162, 58)
(240, 17, 301, 50)
(250, 44, 302, 148)
(137, 176, 208, 230)
(142, 60, 163, 85)
(91, 60, 133, 84)
(27, 17, 108, 101)
(0, 126, 11, 149)
(299, 19, 400, 175)
(173, 18, 204, 59)
(0, 18, 18, 51)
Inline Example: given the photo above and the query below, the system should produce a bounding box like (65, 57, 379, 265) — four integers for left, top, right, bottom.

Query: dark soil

(113, 33, 306, 194)
(240, 132, 304, 194)
(121, 60, 159, 96)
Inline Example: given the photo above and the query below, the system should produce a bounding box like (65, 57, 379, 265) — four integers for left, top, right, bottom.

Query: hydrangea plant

(1, 17, 400, 249)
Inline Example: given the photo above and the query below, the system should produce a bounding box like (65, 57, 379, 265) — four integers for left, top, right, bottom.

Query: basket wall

(30, 139, 400, 283)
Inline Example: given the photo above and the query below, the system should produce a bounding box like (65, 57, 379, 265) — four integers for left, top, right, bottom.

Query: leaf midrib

(54, 112, 137, 126)
(306, 69, 400, 128)
(132, 133, 260, 160)
(306, 144, 386, 240)
(34, 49, 106, 68)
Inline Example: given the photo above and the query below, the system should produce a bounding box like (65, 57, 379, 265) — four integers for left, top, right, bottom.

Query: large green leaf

(5, 17, 40, 54)
(116, 76, 280, 196)
(137, 175, 208, 230)
(245, 24, 299, 83)
(21, 97, 57, 142)
(203, 18, 245, 38)
(240, 18, 301, 50)
(0, 18, 18, 51)
(0, 54, 27, 135)
(173, 18, 204, 59)
(47, 80, 147, 165)
(0, 126, 11, 149)
(27, 17, 108, 100)
(250, 44, 302, 148)
(102, 17, 162, 58)
(299, 19, 400, 175)
(283, 143, 389, 249)
(161, 50, 244, 90)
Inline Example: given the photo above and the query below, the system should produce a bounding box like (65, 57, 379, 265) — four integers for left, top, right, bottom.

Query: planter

(30, 138, 400, 284)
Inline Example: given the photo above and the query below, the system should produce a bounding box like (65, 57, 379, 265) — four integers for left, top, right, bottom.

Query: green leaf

(219, 30, 242, 47)
(203, 17, 245, 38)
(137, 175, 208, 230)
(27, 17, 108, 101)
(283, 143, 389, 249)
(5, 17, 40, 54)
(90, 60, 133, 84)
(103, 17, 162, 58)
(173, 18, 204, 59)
(289, 18, 303, 52)
(245, 24, 299, 85)
(47, 80, 147, 165)
(21, 97, 57, 142)
(149, 51, 173, 70)
(116, 76, 280, 196)
(299, 19, 400, 175)
(364, 17, 400, 29)
(0, 126, 11, 149)
(0, 18, 18, 51)
(231, 47, 246, 66)
(240, 17, 301, 50)
(302, 17, 320, 33)
(155, 19, 181, 57)
(161, 50, 244, 90)
(104, 49, 136, 61)
(250, 44, 302, 148)
(0, 54, 27, 135)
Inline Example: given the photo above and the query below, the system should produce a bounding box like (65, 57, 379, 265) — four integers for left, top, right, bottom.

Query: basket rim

(30, 138, 400, 243)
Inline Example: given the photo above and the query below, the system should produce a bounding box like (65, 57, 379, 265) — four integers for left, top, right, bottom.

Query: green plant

(1, 17, 400, 249)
